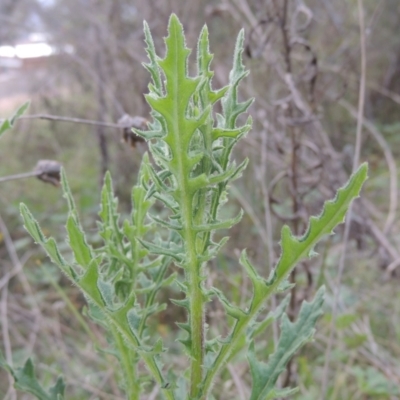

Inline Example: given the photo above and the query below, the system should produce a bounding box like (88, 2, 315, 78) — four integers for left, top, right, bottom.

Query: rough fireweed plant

(2, 14, 368, 400)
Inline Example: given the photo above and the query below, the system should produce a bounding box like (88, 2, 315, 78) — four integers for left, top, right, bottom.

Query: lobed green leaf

(248, 288, 325, 399)
(0, 355, 65, 400)
(200, 164, 368, 398)
(275, 163, 368, 281)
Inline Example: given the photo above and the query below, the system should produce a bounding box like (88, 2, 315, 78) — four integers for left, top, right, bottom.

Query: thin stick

(227, 364, 248, 400)
(339, 99, 397, 234)
(257, 125, 279, 345)
(0, 171, 40, 183)
(0, 213, 38, 400)
(320, 0, 366, 397)
(18, 114, 122, 129)
(0, 213, 42, 354)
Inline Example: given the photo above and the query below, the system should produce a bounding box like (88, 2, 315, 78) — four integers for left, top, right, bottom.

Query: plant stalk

(180, 170, 204, 396)
(111, 325, 140, 400)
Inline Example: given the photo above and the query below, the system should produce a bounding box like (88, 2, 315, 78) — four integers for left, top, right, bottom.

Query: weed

(1, 15, 368, 400)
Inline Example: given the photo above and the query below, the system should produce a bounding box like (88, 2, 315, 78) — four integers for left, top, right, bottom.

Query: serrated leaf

(143, 21, 163, 95)
(138, 17, 254, 397)
(249, 293, 291, 340)
(20, 203, 45, 243)
(240, 250, 269, 305)
(127, 307, 143, 336)
(149, 214, 183, 231)
(60, 168, 77, 214)
(99, 171, 120, 228)
(176, 321, 191, 333)
(221, 30, 253, 129)
(198, 236, 229, 263)
(212, 288, 246, 320)
(0, 355, 65, 400)
(171, 297, 190, 310)
(275, 163, 368, 280)
(194, 209, 243, 232)
(138, 238, 184, 262)
(248, 287, 325, 400)
(66, 215, 93, 267)
(20, 204, 69, 275)
(97, 279, 114, 308)
(79, 259, 104, 305)
(202, 163, 368, 396)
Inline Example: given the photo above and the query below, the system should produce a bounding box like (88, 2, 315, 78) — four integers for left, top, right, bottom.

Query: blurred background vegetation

(1, 0, 400, 399)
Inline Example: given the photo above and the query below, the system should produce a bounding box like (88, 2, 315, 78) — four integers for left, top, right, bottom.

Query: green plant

(1, 15, 368, 400)
(0, 101, 30, 138)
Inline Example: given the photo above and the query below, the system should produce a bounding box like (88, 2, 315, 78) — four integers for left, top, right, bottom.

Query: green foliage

(247, 288, 324, 400)
(6, 14, 368, 400)
(21, 161, 173, 399)
(0, 355, 65, 400)
(0, 101, 30, 138)
(353, 366, 400, 397)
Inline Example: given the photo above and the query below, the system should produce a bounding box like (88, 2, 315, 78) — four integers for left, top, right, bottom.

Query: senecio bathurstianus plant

(1, 15, 368, 400)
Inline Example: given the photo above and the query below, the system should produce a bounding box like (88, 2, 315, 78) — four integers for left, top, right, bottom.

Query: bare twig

(0, 160, 61, 185)
(0, 170, 39, 183)
(18, 114, 123, 129)
(230, 185, 270, 247)
(321, 62, 400, 106)
(227, 363, 249, 400)
(3, 114, 148, 149)
(0, 251, 34, 291)
(321, 1, 367, 396)
(0, 213, 42, 355)
(339, 99, 398, 234)
(252, 117, 280, 345)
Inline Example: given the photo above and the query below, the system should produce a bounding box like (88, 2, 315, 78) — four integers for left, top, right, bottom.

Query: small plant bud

(117, 114, 147, 147)
(34, 159, 62, 186)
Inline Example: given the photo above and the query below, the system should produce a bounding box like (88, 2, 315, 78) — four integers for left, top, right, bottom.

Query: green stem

(111, 325, 140, 400)
(42, 264, 144, 400)
(199, 179, 360, 398)
(66, 268, 174, 399)
(166, 79, 205, 398)
(108, 317, 175, 400)
(180, 169, 204, 397)
(40, 265, 99, 346)
(200, 283, 279, 399)
(138, 257, 170, 337)
(169, 109, 204, 396)
(188, 254, 203, 397)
